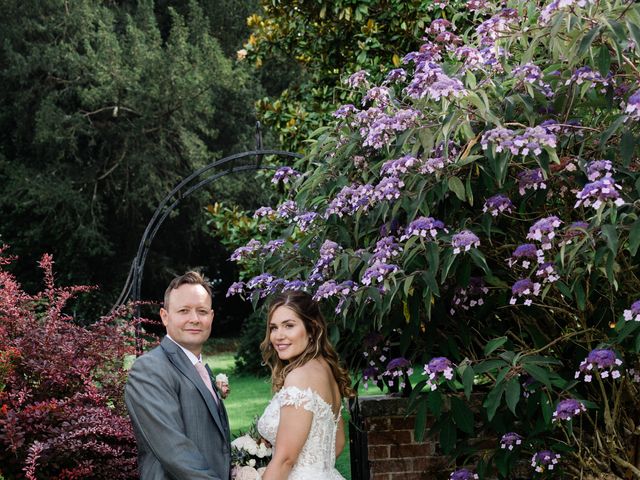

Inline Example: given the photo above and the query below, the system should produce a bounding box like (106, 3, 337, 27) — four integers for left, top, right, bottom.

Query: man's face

(160, 283, 214, 356)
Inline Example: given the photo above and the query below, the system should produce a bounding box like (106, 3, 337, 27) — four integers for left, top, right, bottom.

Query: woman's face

(269, 306, 310, 361)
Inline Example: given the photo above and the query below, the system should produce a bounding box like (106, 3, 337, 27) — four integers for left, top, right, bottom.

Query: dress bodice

(257, 386, 345, 480)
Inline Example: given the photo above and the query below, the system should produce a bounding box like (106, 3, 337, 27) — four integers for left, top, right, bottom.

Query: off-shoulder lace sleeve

(277, 386, 315, 411)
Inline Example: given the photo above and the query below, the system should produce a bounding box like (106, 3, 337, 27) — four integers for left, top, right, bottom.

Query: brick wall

(349, 395, 448, 480)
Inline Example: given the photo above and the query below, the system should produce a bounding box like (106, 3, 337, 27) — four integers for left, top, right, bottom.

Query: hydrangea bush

(222, 1, 640, 477)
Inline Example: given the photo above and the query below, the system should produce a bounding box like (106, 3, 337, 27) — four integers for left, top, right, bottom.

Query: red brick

(370, 458, 413, 474)
(366, 416, 391, 430)
(389, 415, 415, 430)
(371, 474, 391, 480)
(368, 429, 412, 445)
(414, 455, 449, 474)
(390, 443, 434, 458)
(368, 445, 390, 459)
(391, 473, 427, 480)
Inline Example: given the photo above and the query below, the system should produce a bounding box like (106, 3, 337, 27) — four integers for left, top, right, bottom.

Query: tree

(224, 0, 640, 477)
(0, 0, 261, 320)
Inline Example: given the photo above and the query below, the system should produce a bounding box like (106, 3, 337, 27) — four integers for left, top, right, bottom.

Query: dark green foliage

(234, 310, 269, 376)
(0, 0, 261, 320)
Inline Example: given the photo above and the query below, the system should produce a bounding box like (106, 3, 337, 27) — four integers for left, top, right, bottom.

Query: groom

(125, 271, 231, 479)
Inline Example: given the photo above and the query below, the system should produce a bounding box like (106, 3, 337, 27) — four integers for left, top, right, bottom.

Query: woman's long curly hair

(260, 291, 355, 398)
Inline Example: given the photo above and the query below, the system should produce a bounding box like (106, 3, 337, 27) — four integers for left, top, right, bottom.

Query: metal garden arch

(113, 125, 302, 354)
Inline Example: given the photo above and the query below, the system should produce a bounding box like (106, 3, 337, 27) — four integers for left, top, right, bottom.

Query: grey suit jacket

(125, 336, 231, 480)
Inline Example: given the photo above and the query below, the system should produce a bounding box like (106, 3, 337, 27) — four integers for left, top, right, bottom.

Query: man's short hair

(163, 271, 213, 308)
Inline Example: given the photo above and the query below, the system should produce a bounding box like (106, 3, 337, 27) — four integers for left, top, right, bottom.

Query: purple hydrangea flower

(363, 366, 381, 390)
(531, 450, 560, 473)
(575, 177, 625, 210)
(481, 127, 515, 153)
(566, 66, 610, 92)
(380, 155, 420, 176)
(277, 200, 298, 219)
(535, 262, 559, 284)
(247, 273, 275, 290)
(452, 230, 480, 254)
(423, 357, 455, 391)
(512, 63, 553, 97)
(271, 166, 300, 184)
(362, 86, 392, 107)
(383, 68, 407, 85)
(263, 239, 285, 254)
(383, 357, 414, 389)
(517, 168, 547, 196)
(311, 240, 342, 276)
(483, 194, 514, 216)
(370, 236, 403, 264)
(500, 432, 523, 450)
(230, 239, 263, 262)
(553, 398, 586, 422)
(427, 19, 454, 35)
(226, 281, 245, 297)
(333, 103, 358, 119)
(629, 368, 640, 383)
(362, 262, 400, 286)
(576, 348, 624, 382)
(401, 216, 447, 241)
(625, 90, 640, 119)
(450, 277, 489, 314)
(373, 176, 404, 202)
(510, 278, 541, 306)
(466, 0, 490, 11)
(253, 206, 275, 219)
(313, 280, 340, 300)
(347, 70, 369, 89)
(294, 212, 319, 232)
(540, 0, 595, 24)
(449, 469, 478, 480)
(508, 243, 542, 268)
(283, 280, 307, 292)
(476, 9, 519, 46)
(586, 160, 613, 181)
(527, 216, 562, 250)
(325, 183, 375, 218)
(623, 300, 640, 322)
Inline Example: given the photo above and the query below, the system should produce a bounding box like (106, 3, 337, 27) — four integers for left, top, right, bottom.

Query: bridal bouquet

(231, 419, 271, 480)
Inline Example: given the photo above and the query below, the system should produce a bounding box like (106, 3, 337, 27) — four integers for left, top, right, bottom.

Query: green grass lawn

(204, 352, 365, 479)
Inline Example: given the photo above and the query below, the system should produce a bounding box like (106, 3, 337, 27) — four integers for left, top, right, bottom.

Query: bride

(257, 291, 354, 480)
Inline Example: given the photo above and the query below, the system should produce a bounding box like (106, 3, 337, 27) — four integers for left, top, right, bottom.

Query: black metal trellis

(113, 125, 302, 355)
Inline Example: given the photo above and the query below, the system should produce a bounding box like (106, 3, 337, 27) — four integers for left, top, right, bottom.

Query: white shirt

(166, 334, 202, 366)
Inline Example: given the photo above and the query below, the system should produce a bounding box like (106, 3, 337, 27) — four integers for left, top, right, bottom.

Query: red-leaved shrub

(0, 246, 139, 479)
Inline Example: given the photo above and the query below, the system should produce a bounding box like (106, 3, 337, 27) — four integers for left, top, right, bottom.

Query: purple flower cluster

(449, 469, 478, 480)
(500, 432, 523, 450)
(483, 194, 514, 216)
(510, 278, 541, 306)
(311, 240, 342, 278)
(271, 166, 300, 185)
(382, 357, 413, 389)
(553, 398, 586, 422)
(370, 236, 403, 264)
(508, 243, 542, 269)
(574, 176, 624, 210)
(362, 366, 381, 390)
(373, 176, 404, 202)
(586, 160, 613, 181)
(380, 155, 421, 176)
(566, 66, 610, 92)
(333, 103, 357, 119)
(355, 107, 422, 150)
(347, 70, 369, 89)
(559, 221, 589, 246)
(535, 262, 559, 284)
(226, 281, 245, 297)
(277, 200, 298, 219)
(383, 68, 407, 85)
(404, 61, 467, 101)
(466, 0, 490, 11)
(517, 168, 547, 196)
(325, 183, 375, 218)
(623, 299, 640, 322)
(531, 450, 560, 473)
(283, 280, 307, 292)
(575, 348, 624, 382)
(527, 216, 562, 250)
(423, 357, 455, 391)
(362, 86, 392, 108)
(294, 212, 319, 232)
(476, 8, 519, 46)
(230, 239, 262, 262)
(400, 216, 447, 241)
(452, 230, 480, 254)
(263, 239, 285, 254)
(512, 63, 553, 97)
(624, 90, 640, 120)
(426, 19, 453, 35)
(313, 280, 359, 309)
(450, 277, 488, 315)
(540, 0, 595, 24)
(361, 262, 400, 287)
(481, 127, 556, 157)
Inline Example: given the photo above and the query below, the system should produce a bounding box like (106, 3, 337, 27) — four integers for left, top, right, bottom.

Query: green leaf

(427, 390, 443, 418)
(621, 130, 635, 166)
(439, 417, 457, 453)
(596, 44, 611, 77)
(540, 395, 552, 425)
(414, 398, 428, 442)
(403, 275, 415, 296)
(451, 396, 474, 434)
(505, 378, 521, 415)
(469, 248, 491, 275)
(577, 26, 600, 57)
(574, 281, 586, 311)
(474, 359, 508, 374)
(600, 115, 625, 146)
(628, 21, 640, 55)
(629, 218, 640, 256)
(462, 365, 475, 400)
(484, 336, 508, 356)
(523, 364, 552, 388)
(448, 176, 466, 202)
(483, 382, 506, 421)
(601, 224, 619, 254)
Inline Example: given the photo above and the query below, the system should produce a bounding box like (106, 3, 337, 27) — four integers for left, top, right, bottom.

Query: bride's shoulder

(284, 359, 329, 390)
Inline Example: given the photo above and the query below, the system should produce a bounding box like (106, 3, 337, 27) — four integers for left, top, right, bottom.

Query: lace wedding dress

(257, 386, 345, 479)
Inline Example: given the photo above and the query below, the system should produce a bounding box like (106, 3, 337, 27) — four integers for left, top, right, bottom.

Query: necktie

(195, 361, 220, 407)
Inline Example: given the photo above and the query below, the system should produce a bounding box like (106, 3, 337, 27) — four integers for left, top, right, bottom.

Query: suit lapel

(161, 337, 227, 440)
